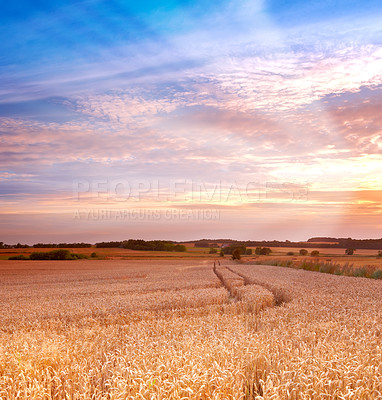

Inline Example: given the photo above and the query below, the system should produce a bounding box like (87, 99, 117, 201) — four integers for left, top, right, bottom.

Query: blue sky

(1, 0, 382, 243)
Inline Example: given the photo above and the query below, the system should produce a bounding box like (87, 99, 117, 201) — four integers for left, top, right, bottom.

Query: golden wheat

(0, 259, 381, 399)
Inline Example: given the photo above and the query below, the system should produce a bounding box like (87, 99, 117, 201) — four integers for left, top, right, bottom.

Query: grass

(1, 258, 382, 398)
(250, 257, 382, 279)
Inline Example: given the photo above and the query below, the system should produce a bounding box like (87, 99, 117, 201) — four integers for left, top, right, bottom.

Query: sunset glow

(1, 0, 381, 243)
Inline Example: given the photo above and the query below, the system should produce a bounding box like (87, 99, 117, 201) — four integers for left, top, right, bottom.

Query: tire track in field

(226, 264, 291, 306)
(213, 259, 244, 301)
(213, 260, 275, 312)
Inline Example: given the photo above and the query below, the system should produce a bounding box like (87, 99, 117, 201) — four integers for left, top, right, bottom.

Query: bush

(286, 252, 294, 256)
(53, 249, 73, 260)
(319, 263, 334, 274)
(209, 248, 218, 254)
(219, 250, 224, 257)
(245, 248, 252, 255)
(353, 267, 367, 278)
(299, 249, 308, 256)
(372, 270, 382, 279)
(29, 249, 87, 260)
(71, 253, 88, 259)
(91, 252, 97, 258)
(345, 248, 355, 255)
(30, 251, 52, 260)
(311, 250, 320, 257)
(30, 249, 69, 260)
(8, 255, 29, 260)
(378, 251, 382, 258)
(301, 261, 311, 270)
(174, 244, 186, 252)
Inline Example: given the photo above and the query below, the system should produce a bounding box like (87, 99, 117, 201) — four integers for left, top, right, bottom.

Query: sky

(1, 0, 382, 244)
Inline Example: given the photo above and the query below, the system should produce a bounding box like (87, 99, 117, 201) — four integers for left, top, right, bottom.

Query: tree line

(0, 242, 92, 249)
(95, 239, 186, 252)
(194, 237, 382, 250)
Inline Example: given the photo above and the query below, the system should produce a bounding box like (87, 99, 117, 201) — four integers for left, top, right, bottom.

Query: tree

(219, 250, 224, 257)
(209, 248, 218, 254)
(232, 248, 241, 260)
(311, 250, 320, 257)
(255, 247, 272, 255)
(222, 245, 246, 255)
(299, 249, 308, 256)
(263, 247, 272, 255)
(345, 248, 355, 255)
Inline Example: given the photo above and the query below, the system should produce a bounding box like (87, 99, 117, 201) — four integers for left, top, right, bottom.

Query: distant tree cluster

(221, 245, 252, 258)
(307, 237, 339, 243)
(255, 247, 272, 255)
(95, 241, 123, 248)
(0, 242, 29, 249)
(194, 240, 219, 248)
(9, 249, 87, 261)
(33, 243, 92, 248)
(222, 245, 246, 255)
(95, 239, 186, 252)
(193, 237, 382, 250)
(194, 240, 210, 248)
(308, 237, 382, 250)
(1, 242, 93, 249)
(123, 239, 186, 252)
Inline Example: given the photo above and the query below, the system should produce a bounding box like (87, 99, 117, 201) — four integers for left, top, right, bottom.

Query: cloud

(1, 1, 382, 241)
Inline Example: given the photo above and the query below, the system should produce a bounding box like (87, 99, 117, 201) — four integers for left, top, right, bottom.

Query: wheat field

(1, 258, 381, 399)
